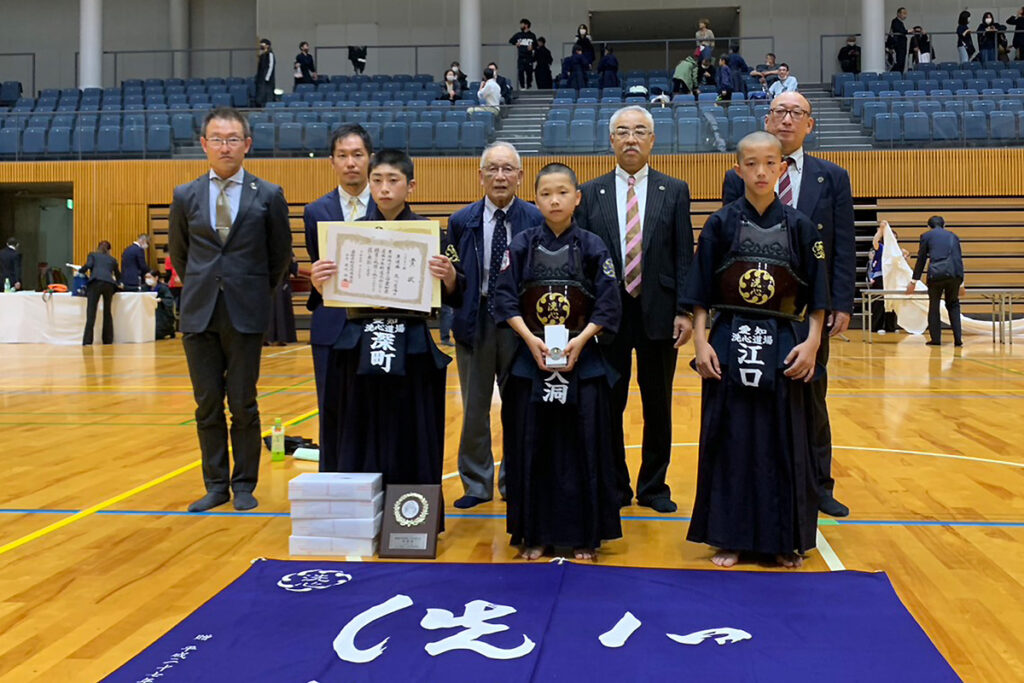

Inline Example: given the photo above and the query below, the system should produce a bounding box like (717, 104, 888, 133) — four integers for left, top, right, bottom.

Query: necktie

(213, 177, 233, 243)
(487, 209, 507, 316)
(347, 196, 360, 220)
(623, 175, 642, 297)
(778, 157, 795, 207)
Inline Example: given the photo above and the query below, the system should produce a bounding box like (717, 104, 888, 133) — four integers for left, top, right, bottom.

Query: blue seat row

(547, 103, 770, 122)
(0, 124, 174, 158)
(849, 91, 1024, 118)
(541, 116, 763, 154)
(249, 120, 489, 155)
(872, 111, 1024, 144)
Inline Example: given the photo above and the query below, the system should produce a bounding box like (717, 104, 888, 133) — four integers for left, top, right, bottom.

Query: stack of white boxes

(288, 472, 384, 557)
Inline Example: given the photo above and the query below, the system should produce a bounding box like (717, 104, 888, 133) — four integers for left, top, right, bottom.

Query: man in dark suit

(575, 105, 695, 513)
(722, 91, 856, 517)
(890, 7, 910, 73)
(168, 107, 292, 512)
(254, 38, 276, 107)
(907, 215, 964, 347)
(0, 237, 22, 291)
(447, 142, 543, 509)
(304, 124, 375, 472)
(120, 234, 149, 291)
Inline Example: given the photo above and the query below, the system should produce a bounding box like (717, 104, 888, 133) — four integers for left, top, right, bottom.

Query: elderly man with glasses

(446, 142, 544, 509)
(721, 92, 856, 518)
(574, 105, 696, 514)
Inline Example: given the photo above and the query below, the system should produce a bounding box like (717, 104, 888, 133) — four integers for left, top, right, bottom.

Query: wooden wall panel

(1, 149, 1023, 261)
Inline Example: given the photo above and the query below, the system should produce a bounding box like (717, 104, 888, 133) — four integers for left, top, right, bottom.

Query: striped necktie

(778, 157, 796, 207)
(213, 177, 233, 243)
(347, 196, 360, 220)
(623, 175, 642, 297)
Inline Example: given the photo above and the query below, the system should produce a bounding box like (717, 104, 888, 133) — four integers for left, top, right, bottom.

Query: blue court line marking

(1, 509, 1023, 527)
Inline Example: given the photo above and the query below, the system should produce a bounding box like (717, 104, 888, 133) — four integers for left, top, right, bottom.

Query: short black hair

(897, 7, 906, 13)
(299, 41, 309, 49)
(928, 215, 946, 229)
(369, 149, 414, 181)
(329, 123, 372, 157)
(718, 55, 728, 63)
(147, 269, 160, 278)
(538, 37, 546, 44)
(488, 61, 498, 69)
(766, 52, 776, 60)
(203, 107, 251, 138)
(6, 237, 17, 248)
(97, 240, 111, 253)
(483, 67, 495, 80)
(778, 63, 790, 70)
(958, 10, 971, 24)
(535, 162, 578, 190)
(605, 46, 614, 54)
(260, 38, 271, 47)
(520, 18, 531, 27)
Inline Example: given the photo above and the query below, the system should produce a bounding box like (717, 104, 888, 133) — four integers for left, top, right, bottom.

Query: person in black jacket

(294, 41, 317, 87)
(1009, 7, 1024, 61)
(0, 237, 22, 291)
(837, 36, 861, 73)
(564, 46, 588, 92)
(80, 240, 121, 345)
(574, 24, 595, 66)
(889, 7, 910, 72)
(254, 38, 276, 107)
(349, 46, 367, 74)
(533, 38, 554, 89)
(143, 270, 176, 340)
(509, 18, 537, 89)
(907, 216, 964, 346)
(120, 234, 149, 291)
(909, 26, 934, 67)
(450, 61, 469, 91)
(598, 46, 619, 88)
(978, 12, 1007, 63)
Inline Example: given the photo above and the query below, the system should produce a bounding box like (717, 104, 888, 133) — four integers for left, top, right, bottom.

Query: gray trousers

(455, 301, 518, 499)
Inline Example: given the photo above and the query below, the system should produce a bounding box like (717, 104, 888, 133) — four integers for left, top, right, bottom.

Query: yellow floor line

(0, 408, 318, 558)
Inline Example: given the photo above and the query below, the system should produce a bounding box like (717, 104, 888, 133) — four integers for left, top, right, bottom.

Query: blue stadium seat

(251, 123, 276, 153)
(420, 110, 442, 126)
(445, 110, 469, 124)
(170, 113, 193, 144)
(370, 111, 393, 125)
(122, 125, 146, 154)
(147, 124, 172, 154)
(676, 117, 701, 152)
(902, 112, 930, 142)
(963, 111, 988, 140)
(460, 121, 486, 152)
(891, 100, 915, 118)
(873, 113, 901, 143)
(971, 100, 996, 115)
(999, 99, 1024, 114)
(382, 122, 408, 149)
(277, 123, 304, 151)
(861, 101, 888, 129)
(304, 122, 328, 151)
(989, 111, 1017, 141)
(21, 127, 46, 156)
(46, 126, 71, 156)
(434, 121, 459, 150)
(395, 111, 418, 126)
(294, 111, 318, 126)
(652, 118, 675, 152)
(319, 112, 342, 131)
(408, 121, 433, 151)
(542, 120, 568, 152)
(851, 91, 875, 119)
(568, 119, 596, 152)
(73, 125, 96, 154)
(363, 122, 382, 150)
(931, 112, 959, 142)
(965, 78, 988, 92)
(917, 101, 941, 117)
(0, 127, 20, 156)
(991, 78, 1014, 92)
(943, 100, 966, 117)
(728, 116, 758, 148)
(96, 125, 120, 153)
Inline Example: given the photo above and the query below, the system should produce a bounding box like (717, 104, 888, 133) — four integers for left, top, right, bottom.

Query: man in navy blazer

(303, 124, 375, 472)
(447, 142, 543, 508)
(722, 92, 856, 517)
(120, 234, 150, 291)
(575, 106, 695, 514)
(168, 107, 292, 513)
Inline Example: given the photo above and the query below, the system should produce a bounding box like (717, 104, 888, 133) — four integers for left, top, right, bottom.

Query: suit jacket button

(817, 223, 823, 231)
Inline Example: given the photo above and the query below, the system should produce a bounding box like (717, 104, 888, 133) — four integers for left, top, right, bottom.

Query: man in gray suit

(169, 107, 292, 512)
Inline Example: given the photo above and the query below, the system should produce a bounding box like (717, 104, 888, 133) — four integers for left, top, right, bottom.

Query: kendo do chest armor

(714, 214, 808, 321)
(519, 242, 594, 335)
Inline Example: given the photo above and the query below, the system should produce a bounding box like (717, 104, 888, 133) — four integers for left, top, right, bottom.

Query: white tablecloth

(0, 291, 158, 344)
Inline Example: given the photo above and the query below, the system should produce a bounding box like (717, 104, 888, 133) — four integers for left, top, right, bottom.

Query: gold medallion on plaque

(536, 292, 570, 325)
(738, 268, 776, 305)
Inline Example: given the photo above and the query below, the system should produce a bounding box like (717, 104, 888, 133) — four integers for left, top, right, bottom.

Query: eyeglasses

(483, 165, 519, 177)
(768, 108, 809, 121)
(613, 127, 652, 140)
(206, 137, 246, 148)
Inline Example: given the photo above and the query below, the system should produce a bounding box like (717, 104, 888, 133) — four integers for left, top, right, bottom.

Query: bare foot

(711, 550, 739, 567)
(518, 546, 544, 561)
(573, 548, 596, 562)
(776, 552, 804, 569)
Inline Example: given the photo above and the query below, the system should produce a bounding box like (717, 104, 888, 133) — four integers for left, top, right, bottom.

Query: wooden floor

(1, 329, 1023, 682)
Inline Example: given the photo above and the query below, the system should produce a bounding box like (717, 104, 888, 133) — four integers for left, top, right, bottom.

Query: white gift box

(288, 472, 382, 501)
(290, 491, 384, 519)
(292, 512, 383, 539)
(289, 535, 378, 557)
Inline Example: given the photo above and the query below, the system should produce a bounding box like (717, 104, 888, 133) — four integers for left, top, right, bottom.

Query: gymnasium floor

(0, 330, 1022, 681)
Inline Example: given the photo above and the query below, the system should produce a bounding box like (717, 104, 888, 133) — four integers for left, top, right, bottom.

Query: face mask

(847, 42, 855, 46)
(446, 75, 454, 81)
(452, 66, 459, 72)
(579, 29, 586, 36)
(986, 18, 993, 24)
(145, 278, 156, 287)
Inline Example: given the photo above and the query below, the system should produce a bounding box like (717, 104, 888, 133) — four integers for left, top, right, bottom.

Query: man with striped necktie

(721, 92, 857, 518)
(575, 105, 696, 514)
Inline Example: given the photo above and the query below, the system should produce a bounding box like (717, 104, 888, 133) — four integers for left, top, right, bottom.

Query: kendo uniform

(533, 45, 554, 89)
(326, 205, 465, 529)
(493, 222, 622, 551)
(682, 198, 829, 557)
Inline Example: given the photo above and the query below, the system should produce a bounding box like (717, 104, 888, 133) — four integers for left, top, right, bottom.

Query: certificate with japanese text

(318, 220, 441, 312)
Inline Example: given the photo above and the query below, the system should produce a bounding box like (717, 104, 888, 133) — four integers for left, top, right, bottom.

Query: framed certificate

(318, 220, 442, 312)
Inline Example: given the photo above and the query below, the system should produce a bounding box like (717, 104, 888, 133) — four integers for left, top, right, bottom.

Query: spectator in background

(450, 61, 469, 90)
(349, 46, 367, 74)
(294, 41, 317, 88)
(767, 63, 798, 99)
(910, 26, 934, 66)
(1008, 8, 1024, 61)
(838, 36, 861, 73)
(889, 7, 910, 73)
(488, 62, 514, 104)
(715, 55, 733, 101)
(120, 234, 149, 291)
(697, 57, 716, 95)
(575, 24, 596, 66)
(533, 38, 554, 89)
(471, 67, 502, 115)
(164, 253, 182, 313)
(906, 216, 964, 347)
(143, 269, 176, 340)
(254, 38, 276, 107)
(978, 12, 1006, 63)
(727, 45, 750, 94)
(598, 46, 620, 88)
(956, 11, 976, 64)
(564, 46, 589, 92)
(80, 240, 121, 346)
(750, 52, 780, 87)
(509, 18, 537, 89)
(0, 237, 23, 291)
(696, 19, 715, 62)
(672, 50, 699, 95)
(439, 68, 463, 103)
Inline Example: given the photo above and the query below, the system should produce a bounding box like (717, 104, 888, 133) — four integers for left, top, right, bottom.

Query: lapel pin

(250, 181, 257, 190)
(599, 188, 606, 194)
(659, 185, 665, 191)
(817, 176, 824, 183)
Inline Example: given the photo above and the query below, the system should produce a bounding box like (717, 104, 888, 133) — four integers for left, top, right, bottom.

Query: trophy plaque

(378, 484, 442, 559)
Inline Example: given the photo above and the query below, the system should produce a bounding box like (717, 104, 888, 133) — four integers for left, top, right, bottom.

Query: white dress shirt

(481, 196, 516, 294)
(478, 79, 502, 107)
(614, 164, 649, 260)
(338, 184, 371, 221)
(775, 147, 804, 209)
(208, 167, 244, 227)
(768, 75, 799, 99)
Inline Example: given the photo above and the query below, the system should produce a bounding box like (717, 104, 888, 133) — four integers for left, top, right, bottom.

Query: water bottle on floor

(271, 418, 285, 462)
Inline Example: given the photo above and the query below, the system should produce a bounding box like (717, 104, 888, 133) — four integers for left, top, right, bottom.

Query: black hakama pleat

(502, 375, 622, 550)
(686, 374, 819, 555)
(265, 282, 297, 344)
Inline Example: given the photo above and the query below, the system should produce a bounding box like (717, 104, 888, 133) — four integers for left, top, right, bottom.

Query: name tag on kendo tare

(379, 484, 442, 559)
(318, 220, 442, 313)
(727, 317, 778, 390)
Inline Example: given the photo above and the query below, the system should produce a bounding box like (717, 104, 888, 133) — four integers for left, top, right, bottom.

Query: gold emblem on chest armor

(536, 292, 571, 325)
(738, 268, 776, 305)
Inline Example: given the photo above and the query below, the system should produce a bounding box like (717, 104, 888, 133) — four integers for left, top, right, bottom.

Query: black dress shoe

(233, 491, 258, 510)
(640, 498, 678, 514)
(453, 495, 489, 509)
(188, 492, 230, 512)
(925, 341, 942, 346)
(819, 496, 849, 517)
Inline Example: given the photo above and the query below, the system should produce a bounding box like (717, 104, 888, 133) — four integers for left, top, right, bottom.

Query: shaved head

(764, 92, 815, 155)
